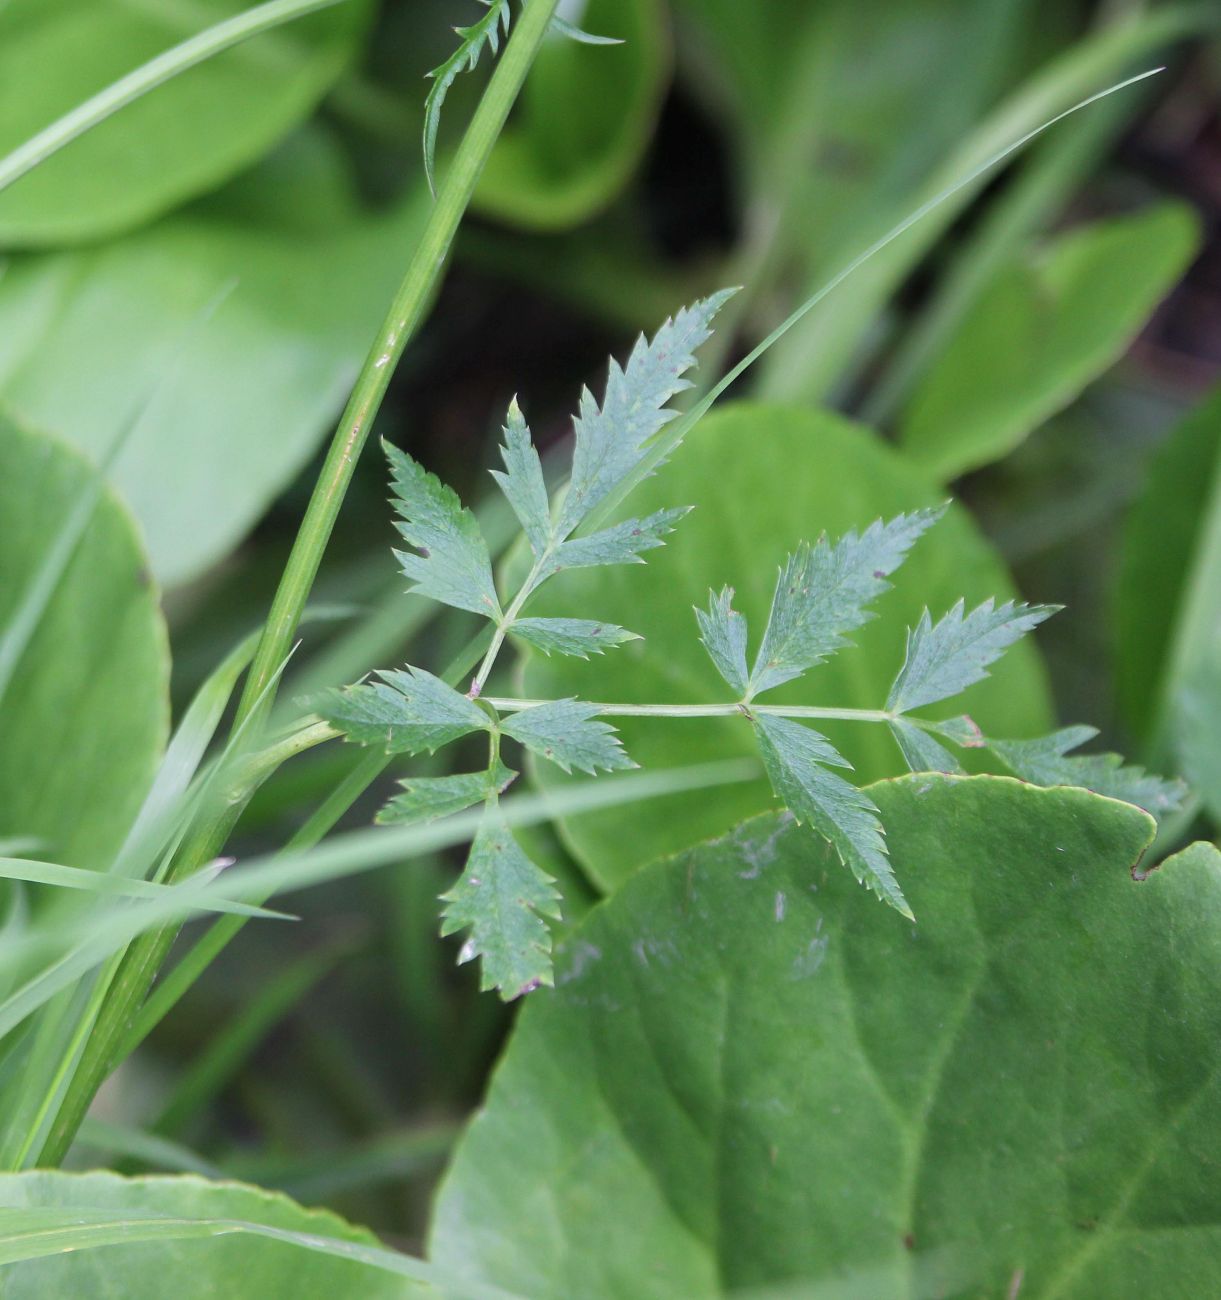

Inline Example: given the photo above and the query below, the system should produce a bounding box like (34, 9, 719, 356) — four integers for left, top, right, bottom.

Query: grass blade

(0, 0, 353, 196)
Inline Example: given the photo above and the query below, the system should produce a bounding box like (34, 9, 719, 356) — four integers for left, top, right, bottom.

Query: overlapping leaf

(749, 508, 943, 696)
(987, 726, 1185, 817)
(377, 762, 516, 827)
(490, 399, 551, 557)
(510, 618, 638, 659)
(696, 586, 749, 695)
(423, 0, 511, 194)
(753, 713, 908, 917)
(888, 719, 962, 775)
(544, 507, 689, 577)
(384, 441, 500, 619)
(887, 598, 1058, 712)
(501, 701, 634, 775)
(556, 292, 734, 535)
(439, 809, 561, 999)
(316, 666, 488, 756)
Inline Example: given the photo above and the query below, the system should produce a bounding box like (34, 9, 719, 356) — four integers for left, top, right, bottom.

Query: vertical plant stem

(37, 0, 559, 1169)
(235, 0, 561, 732)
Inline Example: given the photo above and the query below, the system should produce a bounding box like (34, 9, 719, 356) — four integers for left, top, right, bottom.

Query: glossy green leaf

(440, 809, 562, 999)
(432, 776, 1221, 1297)
(501, 701, 634, 776)
(0, 130, 431, 585)
(750, 509, 942, 696)
(900, 204, 1201, 480)
(887, 597, 1057, 712)
(318, 665, 489, 756)
(0, 0, 370, 247)
(0, 1171, 426, 1296)
(1116, 385, 1221, 743)
(377, 763, 517, 828)
(474, 0, 668, 229)
(0, 417, 168, 870)
(510, 618, 639, 659)
(386, 440, 501, 619)
(523, 404, 1054, 891)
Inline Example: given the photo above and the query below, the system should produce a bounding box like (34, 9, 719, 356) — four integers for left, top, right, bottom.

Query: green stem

(484, 697, 895, 722)
(37, 0, 560, 1170)
(0, 0, 352, 195)
(470, 554, 550, 696)
(235, 0, 561, 732)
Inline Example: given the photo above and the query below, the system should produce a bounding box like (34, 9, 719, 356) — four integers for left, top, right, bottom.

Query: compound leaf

(377, 762, 516, 827)
(317, 665, 488, 756)
(490, 399, 552, 558)
(545, 507, 689, 576)
(987, 726, 1185, 819)
(511, 618, 639, 659)
(887, 598, 1058, 713)
(501, 700, 634, 776)
(696, 586, 749, 695)
(423, 0, 511, 195)
(753, 713, 908, 918)
(384, 441, 500, 620)
(440, 809, 561, 1000)
(556, 292, 733, 535)
(750, 508, 944, 697)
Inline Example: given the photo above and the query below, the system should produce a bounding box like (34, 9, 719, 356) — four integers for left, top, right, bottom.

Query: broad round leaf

(522, 404, 1054, 890)
(432, 776, 1221, 1296)
(0, 0, 371, 247)
(473, 0, 669, 230)
(0, 417, 168, 869)
(0, 132, 431, 585)
(0, 1171, 415, 1296)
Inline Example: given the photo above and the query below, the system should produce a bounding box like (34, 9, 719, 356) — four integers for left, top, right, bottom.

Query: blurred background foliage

(0, 0, 1218, 1255)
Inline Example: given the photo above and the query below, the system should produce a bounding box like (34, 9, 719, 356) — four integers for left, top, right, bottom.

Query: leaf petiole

(482, 697, 897, 723)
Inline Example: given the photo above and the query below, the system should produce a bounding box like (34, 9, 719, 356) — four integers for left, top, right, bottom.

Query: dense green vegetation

(0, 1, 1218, 1294)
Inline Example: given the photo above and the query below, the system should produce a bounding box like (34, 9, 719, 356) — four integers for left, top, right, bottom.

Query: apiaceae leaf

(887, 598, 1058, 713)
(423, 0, 511, 195)
(750, 508, 944, 697)
(556, 292, 734, 536)
(696, 586, 750, 694)
(987, 726, 1186, 819)
(889, 719, 963, 774)
(440, 809, 561, 999)
(511, 618, 639, 659)
(490, 398, 552, 558)
(377, 761, 517, 827)
(753, 713, 909, 918)
(545, 506, 690, 576)
(502, 700, 635, 775)
(383, 441, 500, 619)
(317, 666, 489, 755)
